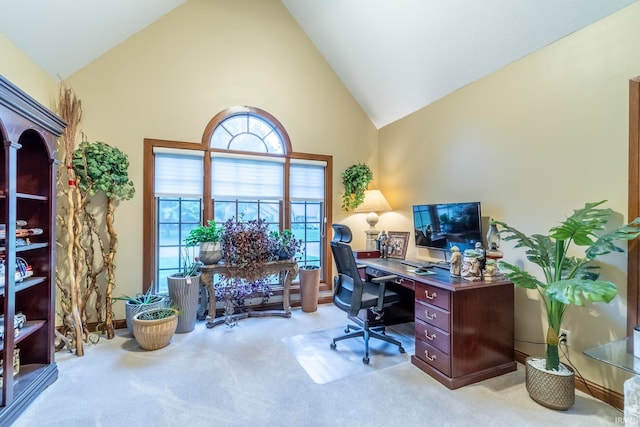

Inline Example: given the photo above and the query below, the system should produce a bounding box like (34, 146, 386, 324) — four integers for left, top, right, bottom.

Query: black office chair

(329, 224, 405, 364)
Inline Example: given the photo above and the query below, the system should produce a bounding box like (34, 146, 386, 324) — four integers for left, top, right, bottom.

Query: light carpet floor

(11, 304, 622, 427)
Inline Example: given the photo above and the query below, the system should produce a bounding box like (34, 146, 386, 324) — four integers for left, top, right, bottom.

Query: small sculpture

(475, 242, 486, 272)
(484, 259, 500, 279)
(377, 230, 388, 258)
(461, 249, 482, 281)
(450, 246, 462, 277)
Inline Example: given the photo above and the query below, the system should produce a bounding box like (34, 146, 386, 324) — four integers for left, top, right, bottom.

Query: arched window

(143, 106, 332, 299)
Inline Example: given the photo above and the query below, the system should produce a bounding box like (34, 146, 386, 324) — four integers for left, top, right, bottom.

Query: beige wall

(0, 33, 56, 107)
(379, 3, 640, 393)
(63, 0, 377, 319)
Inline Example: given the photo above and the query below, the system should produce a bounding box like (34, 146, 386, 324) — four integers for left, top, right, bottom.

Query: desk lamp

(354, 189, 392, 250)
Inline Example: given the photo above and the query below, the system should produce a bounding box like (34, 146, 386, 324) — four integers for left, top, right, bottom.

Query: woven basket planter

(525, 357, 575, 410)
(132, 308, 179, 351)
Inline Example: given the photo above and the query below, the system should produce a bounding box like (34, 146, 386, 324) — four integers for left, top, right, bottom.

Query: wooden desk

(357, 258, 516, 389)
(199, 260, 298, 328)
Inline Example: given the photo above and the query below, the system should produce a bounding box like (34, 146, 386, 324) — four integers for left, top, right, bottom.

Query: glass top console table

(584, 336, 640, 422)
(584, 337, 640, 375)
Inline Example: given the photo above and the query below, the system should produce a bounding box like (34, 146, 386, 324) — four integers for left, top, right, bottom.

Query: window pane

(181, 200, 202, 222)
(156, 197, 202, 294)
(158, 223, 179, 246)
(209, 113, 285, 154)
(230, 133, 266, 152)
(248, 116, 272, 138)
(159, 199, 178, 222)
(210, 127, 232, 149)
(222, 116, 247, 135)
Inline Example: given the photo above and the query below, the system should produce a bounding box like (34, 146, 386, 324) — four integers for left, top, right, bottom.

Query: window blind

(290, 162, 325, 201)
(211, 155, 284, 199)
(153, 148, 204, 197)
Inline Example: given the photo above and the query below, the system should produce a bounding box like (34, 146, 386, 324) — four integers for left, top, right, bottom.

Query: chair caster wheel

(399, 346, 406, 354)
(330, 342, 337, 350)
(362, 356, 369, 364)
(344, 327, 350, 333)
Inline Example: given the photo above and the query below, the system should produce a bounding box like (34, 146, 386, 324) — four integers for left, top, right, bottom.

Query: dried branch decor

(55, 84, 87, 356)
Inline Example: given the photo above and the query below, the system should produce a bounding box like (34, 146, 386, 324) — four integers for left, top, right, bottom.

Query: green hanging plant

(341, 163, 373, 211)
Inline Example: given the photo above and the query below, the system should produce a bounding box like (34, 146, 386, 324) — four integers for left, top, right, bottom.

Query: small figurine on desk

(377, 230, 388, 259)
(475, 242, 486, 272)
(461, 249, 482, 281)
(450, 246, 462, 277)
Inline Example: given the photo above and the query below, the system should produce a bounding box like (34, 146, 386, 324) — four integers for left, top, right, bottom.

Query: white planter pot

(199, 242, 222, 265)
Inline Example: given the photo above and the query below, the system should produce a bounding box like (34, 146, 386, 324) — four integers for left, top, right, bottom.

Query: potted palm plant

(184, 220, 224, 265)
(492, 200, 640, 410)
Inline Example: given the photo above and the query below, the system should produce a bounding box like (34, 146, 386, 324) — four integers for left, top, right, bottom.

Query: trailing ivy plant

(341, 162, 373, 211)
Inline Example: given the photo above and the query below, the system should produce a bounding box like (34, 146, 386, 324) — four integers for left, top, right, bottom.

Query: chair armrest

(370, 275, 397, 312)
(371, 274, 397, 283)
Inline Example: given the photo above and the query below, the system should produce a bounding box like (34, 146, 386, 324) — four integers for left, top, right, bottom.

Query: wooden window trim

(628, 76, 640, 337)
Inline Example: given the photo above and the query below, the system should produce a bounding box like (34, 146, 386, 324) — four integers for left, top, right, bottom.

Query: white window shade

(212, 155, 284, 199)
(291, 162, 325, 200)
(154, 149, 204, 197)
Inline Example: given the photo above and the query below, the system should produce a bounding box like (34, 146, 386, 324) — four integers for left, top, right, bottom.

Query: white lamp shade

(353, 190, 392, 213)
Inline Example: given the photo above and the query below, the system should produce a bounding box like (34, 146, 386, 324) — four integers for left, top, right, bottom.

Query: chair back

(330, 224, 363, 317)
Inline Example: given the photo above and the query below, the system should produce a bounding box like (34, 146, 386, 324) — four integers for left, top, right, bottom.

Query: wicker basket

(525, 357, 575, 410)
(132, 308, 178, 351)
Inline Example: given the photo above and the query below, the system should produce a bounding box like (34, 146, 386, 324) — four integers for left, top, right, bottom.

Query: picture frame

(387, 231, 410, 259)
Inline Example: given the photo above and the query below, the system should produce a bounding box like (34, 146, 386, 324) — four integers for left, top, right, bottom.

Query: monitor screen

(412, 202, 482, 253)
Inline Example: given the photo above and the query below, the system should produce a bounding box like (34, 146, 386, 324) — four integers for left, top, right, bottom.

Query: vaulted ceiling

(1, 0, 636, 128)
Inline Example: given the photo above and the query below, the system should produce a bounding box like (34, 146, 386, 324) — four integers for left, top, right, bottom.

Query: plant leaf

(497, 261, 545, 290)
(546, 279, 618, 306)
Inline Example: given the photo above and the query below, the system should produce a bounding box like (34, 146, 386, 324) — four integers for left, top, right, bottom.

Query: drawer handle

(424, 350, 437, 361)
(425, 310, 436, 320)
(424, 290, 436, 300)
(424, 330, 436, 340)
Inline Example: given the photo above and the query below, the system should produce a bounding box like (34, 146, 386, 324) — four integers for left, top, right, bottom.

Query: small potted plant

(493, 200, 640, 410)
(132, 307, 179, 350)
(185, 220, 224, 265)
(341, 162, 373, 211)
(115, 288, 167, 336)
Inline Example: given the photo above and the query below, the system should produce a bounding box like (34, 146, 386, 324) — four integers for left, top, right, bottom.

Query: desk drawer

(415, 318, 450, 354)
(415, 300, 450, 332)
(415, 339, 451, 376)
(394, 276, 414, 290)
(415, 282, 450, 310)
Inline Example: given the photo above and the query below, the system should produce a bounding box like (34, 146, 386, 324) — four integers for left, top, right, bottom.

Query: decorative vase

(525, 356, 575, 410)
(124, 297, 167, 336)
(132, 308, 178, 350)
(199, 241, 222, 265)
(299, 266, 320, 312)
(167, 273, 201, 333)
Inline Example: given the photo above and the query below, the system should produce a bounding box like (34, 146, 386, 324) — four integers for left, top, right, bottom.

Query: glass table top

(584, 337, 640, 375)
